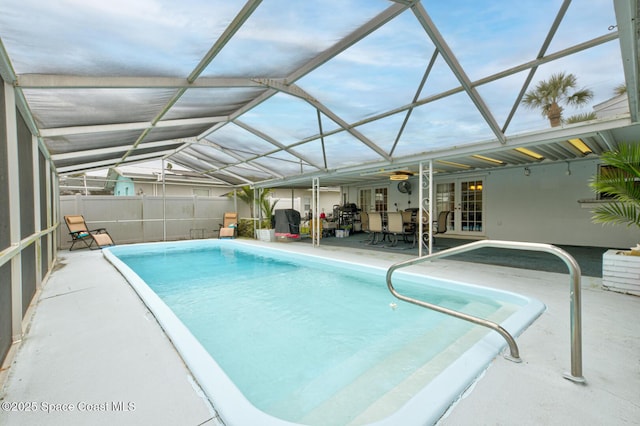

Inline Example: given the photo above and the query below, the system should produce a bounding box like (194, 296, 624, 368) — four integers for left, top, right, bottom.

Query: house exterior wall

(594, 93, 629, 119)
(343, 159, 640, 249)
(270, 188, 341, 219)
(114, 176, 134, 196)
(129, 181, 231, 197)
(484, 159, 639, 248)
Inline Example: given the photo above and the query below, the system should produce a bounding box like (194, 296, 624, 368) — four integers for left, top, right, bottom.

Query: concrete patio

(1, 239, 638, 425)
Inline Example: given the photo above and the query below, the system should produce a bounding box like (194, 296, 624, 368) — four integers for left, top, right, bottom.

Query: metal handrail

(385, 239, 585, 382)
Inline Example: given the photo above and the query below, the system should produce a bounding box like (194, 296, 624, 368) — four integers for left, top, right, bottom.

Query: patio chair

(366, 212, 384, 245)
(308, 218, 323, 239)
(421, 210, 451, 247)
(386, 211, 416, 247)
(219, 212, 238, 238)
(401, 210, 414, 229)
(360, 211, 369, 232)
(64, 215, 115, 251)
(359, 211, 373, 243)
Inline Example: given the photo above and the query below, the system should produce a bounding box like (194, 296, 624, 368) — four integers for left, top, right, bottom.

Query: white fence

(59, 195, 237, 249)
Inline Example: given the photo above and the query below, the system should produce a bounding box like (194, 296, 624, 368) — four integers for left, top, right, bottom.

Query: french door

(435, 178, 484, 235)
(359, 187, 387, 213)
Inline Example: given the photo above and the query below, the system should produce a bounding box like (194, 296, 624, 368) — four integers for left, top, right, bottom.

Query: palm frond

(599, 144, 640, 175)
(591, 167, 640, 196)
(565, 112, 597, 123)
(230, 185, 275, 218)
(590, 142, 640, 230)
(566, 88, 594, 106)
(260, 197, 278, 219)
(522, 92, 547, 110)
(614, 83, 627, 96)
(592, 202, 640, 227)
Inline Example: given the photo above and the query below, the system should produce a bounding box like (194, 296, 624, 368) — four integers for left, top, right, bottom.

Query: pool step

(268, 303, 490, 424)
(297, 303, 514, 426)
(263, 310, 448, 420)
(351, 307, 513, 425)
(295, 319, 472, 425)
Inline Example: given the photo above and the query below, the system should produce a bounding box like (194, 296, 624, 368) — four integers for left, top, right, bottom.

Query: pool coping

(103, 239, 545, 426)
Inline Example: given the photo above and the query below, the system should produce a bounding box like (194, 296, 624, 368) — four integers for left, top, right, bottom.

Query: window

(596, 164, 640, 200)
(374, 187, 387, 212)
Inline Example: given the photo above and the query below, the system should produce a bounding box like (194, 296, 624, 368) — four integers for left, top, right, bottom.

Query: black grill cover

(274, 209, 301, 235)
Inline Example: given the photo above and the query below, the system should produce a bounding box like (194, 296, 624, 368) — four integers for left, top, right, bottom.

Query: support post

(5, 81, 22, 342)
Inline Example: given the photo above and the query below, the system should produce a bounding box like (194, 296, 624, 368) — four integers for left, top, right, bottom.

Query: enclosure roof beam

(412, 2, 505, 144)
(51, 139, 189, 161)
(613, 0, 639, 122)
(16, 75, 265, 89)
(41, 116, 228, 138)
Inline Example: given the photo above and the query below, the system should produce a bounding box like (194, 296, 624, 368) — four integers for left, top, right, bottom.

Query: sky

(0, 0, 627, 178)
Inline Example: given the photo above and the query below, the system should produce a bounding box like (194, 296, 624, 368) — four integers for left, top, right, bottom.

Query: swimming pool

(104, 240, 544, 425)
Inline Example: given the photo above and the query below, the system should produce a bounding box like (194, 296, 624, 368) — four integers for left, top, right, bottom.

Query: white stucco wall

(484, 159, 638, 248)
(343, 159, 640, 249)
(270, 188, 341, 219)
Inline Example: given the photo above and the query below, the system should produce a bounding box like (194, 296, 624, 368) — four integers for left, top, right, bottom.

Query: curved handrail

(385, 239, 585, 382)
(387, 272, 522, 362)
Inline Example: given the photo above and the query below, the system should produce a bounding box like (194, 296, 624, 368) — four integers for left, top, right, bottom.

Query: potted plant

(229, 186, 276, 240)
(590, 142, 640, 295)
(257, 196, 278, 242)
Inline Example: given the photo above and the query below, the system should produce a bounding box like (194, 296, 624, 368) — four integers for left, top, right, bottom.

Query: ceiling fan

(389, 170, 413, 181)
(397, 180, 412, 194)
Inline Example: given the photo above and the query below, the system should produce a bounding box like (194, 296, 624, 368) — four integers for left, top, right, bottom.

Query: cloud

(0, 0, 629, 176)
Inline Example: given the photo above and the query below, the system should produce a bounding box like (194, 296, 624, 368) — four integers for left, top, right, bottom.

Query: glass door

(460, 179, 483, 233)
(373, 187, 388, 213)
(359, 188, 373, 213)
(359, 187, 387, 213)
(435, 182, 456, 231)
(435, 178, 484, 235)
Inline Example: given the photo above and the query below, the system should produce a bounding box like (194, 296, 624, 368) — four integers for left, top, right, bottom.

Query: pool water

(105, 240, 544, 425)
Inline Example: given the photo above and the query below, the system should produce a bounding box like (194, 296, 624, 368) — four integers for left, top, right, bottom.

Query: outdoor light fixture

(436, 160, 473, 169)
(515, 147, 544, 160)
(524, 167, 531, 176)
(568, 138, 592, 154)
(360, 166, 410, 177)
(389, 171, 411, 181)
(471, 154, 505, 165)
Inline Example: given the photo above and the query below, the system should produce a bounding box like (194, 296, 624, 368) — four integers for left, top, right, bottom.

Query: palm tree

(230, 185, 275, 222)
(614, 83, 627, 96)
(590, 143, 640, 230)
(522, 72, 594, 127)
(260, 197, 279, 228)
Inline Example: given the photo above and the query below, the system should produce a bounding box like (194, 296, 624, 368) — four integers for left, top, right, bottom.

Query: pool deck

(1, 239, 639, 426)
